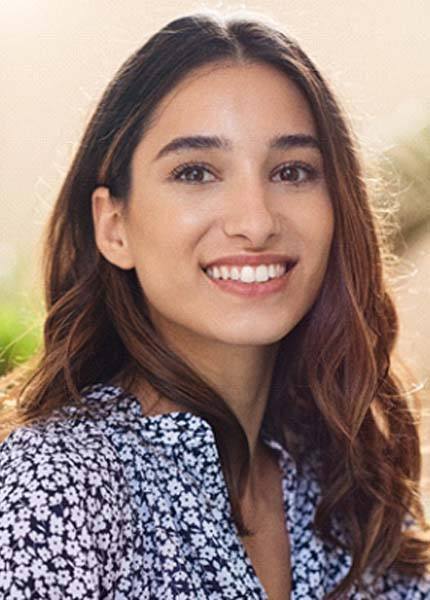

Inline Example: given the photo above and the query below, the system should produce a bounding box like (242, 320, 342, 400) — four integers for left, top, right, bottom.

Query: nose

(222, 175, 280, 246)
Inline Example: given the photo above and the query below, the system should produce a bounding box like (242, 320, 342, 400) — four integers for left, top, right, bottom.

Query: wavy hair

(1, 9, 429, 598)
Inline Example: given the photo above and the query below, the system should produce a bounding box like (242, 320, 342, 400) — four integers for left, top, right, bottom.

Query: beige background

(1, 0, 429, 258)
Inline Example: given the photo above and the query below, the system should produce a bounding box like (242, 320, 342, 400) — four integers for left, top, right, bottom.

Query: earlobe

(91, 186, 135, 270)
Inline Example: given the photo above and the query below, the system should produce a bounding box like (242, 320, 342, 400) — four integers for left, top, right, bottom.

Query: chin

(209, 324, 295, 347)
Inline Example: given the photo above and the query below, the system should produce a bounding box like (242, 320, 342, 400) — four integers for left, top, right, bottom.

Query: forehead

(140, 61, 317, 151)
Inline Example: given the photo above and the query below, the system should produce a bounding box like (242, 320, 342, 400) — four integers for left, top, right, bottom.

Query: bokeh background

(1, 0, 429, 513)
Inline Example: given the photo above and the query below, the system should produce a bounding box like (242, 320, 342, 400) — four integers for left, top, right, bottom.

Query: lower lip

(203, 265, 296, 298)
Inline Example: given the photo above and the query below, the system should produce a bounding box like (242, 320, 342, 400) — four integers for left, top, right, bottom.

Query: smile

(202, 261, 297, 298)
(204, 262, 289, 283)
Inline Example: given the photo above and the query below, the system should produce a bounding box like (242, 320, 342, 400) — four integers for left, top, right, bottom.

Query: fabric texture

(0, 382, 429, 599)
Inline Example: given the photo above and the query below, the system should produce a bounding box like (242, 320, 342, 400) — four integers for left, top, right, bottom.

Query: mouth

(200, 260, 297, 298)
(201, 260, 297, 284)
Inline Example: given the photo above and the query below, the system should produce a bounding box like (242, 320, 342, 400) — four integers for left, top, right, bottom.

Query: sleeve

(0, 425, 133, 599)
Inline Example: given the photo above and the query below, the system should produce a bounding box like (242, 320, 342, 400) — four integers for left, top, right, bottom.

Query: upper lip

(202, 254, 298, 269)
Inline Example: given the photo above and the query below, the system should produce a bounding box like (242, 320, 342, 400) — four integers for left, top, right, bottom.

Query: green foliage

(0, 303, 43, 376)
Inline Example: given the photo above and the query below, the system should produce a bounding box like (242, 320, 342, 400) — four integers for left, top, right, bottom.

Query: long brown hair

(1, 9, 429, 597)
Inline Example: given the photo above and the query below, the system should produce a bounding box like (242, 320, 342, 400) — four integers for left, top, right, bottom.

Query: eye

(273, 162, 319, 185)
(169, 162, 216, 184)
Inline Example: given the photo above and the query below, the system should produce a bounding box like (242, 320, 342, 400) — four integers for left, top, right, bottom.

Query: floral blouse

(0, 383, 429, 599)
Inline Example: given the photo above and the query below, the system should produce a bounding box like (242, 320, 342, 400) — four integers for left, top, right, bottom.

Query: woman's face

(95, 61, 334, 350)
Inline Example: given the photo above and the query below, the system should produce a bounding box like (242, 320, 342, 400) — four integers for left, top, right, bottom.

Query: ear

(91, 186, 135, 269)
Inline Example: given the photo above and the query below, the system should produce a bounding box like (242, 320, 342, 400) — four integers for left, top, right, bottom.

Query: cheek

(293, 193, 334, 249)
(126, 204, 207, 288)
(313, 215, 334, 262)
(294, 198, 334, 285)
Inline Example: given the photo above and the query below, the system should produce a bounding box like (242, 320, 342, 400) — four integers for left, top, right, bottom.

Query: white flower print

(12, 519, 30, 540)
(58, 569, 71, 586)
(65, 539, 81, 557)
(34, 503, 50, 521)
(30, 558, 48, 578)
(0, 528, 11, 547)
(0, 382, 428, 599)
(49, 513, 64, 536)
(216, 566, 235, 586)
(36, 462, 55, 478)
(183, 509, 201, 527)
(64, 486, 79, 505)
(69, 505, 85, 529)
(48, 491, 64, 505)
(28, 529, 47, 544)
(13, 549, 31, 566)
(13, 564, 28, 581)
(28, 490, 49, 509)
(47, 534, 64, 555)
(67, 578, 86, 598)
(8, 584, 26, 600)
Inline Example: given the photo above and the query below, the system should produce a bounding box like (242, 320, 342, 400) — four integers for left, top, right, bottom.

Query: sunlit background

(1, 0, 430, 513)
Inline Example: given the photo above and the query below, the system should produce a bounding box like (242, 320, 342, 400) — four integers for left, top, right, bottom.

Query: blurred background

(1, 0, 429, 513)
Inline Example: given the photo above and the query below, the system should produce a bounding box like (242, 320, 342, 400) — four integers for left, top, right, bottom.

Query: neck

(175, 339, 278, 453)
(124, 328, 281, 503)
(183, 342, 282, 507)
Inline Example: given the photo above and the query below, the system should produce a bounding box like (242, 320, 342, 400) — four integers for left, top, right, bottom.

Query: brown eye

(280, 166, 302, 182)
(178, 166, 205, 182)
(170, 163, 216, 184)
(274, 162, 318, 185)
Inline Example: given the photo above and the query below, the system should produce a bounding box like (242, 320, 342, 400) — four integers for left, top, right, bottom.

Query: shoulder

(0, 406, 126, 493)
(0, 413, 134, 598)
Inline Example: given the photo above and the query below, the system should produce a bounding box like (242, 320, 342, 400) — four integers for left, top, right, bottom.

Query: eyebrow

(153, 133, 321, 162)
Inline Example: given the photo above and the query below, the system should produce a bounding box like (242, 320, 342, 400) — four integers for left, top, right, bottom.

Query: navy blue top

(0, 383, 429, 599)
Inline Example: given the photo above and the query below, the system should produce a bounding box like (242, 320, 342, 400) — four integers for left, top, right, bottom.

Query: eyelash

(169, 160, 320, 186)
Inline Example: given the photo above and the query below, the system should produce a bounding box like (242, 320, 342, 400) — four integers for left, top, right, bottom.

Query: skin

(92, 60, 334, 507)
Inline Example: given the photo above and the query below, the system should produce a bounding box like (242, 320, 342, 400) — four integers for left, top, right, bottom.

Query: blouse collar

(79, 382, 299, 491)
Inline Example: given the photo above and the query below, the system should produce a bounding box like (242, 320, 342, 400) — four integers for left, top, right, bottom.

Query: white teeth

(240, 266, 255, 283)
(277, 264, 287, 277)
(230, 266, 240, 280)
(205, 262, 290, 283)
(268, 264, 276, 278)
(220, 266, 230, 280)
(255, 265, 269, 282)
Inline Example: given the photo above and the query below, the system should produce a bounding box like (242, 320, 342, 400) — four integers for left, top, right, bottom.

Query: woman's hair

(1, 9, 429, 597)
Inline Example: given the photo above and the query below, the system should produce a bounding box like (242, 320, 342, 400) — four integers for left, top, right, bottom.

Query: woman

(1, 9, 429, 599)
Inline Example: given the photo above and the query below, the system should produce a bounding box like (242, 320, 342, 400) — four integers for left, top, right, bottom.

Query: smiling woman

(0, 9, 429, 600)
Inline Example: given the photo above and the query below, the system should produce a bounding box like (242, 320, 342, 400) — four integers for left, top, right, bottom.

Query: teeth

(205, 263, 289, 283)
(240, 266, 256, 283)
(255, 265, 269, 282)
(230, 266, 240, 280)
(220, 266, 229, 280)
(276, 264, 285, 277)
